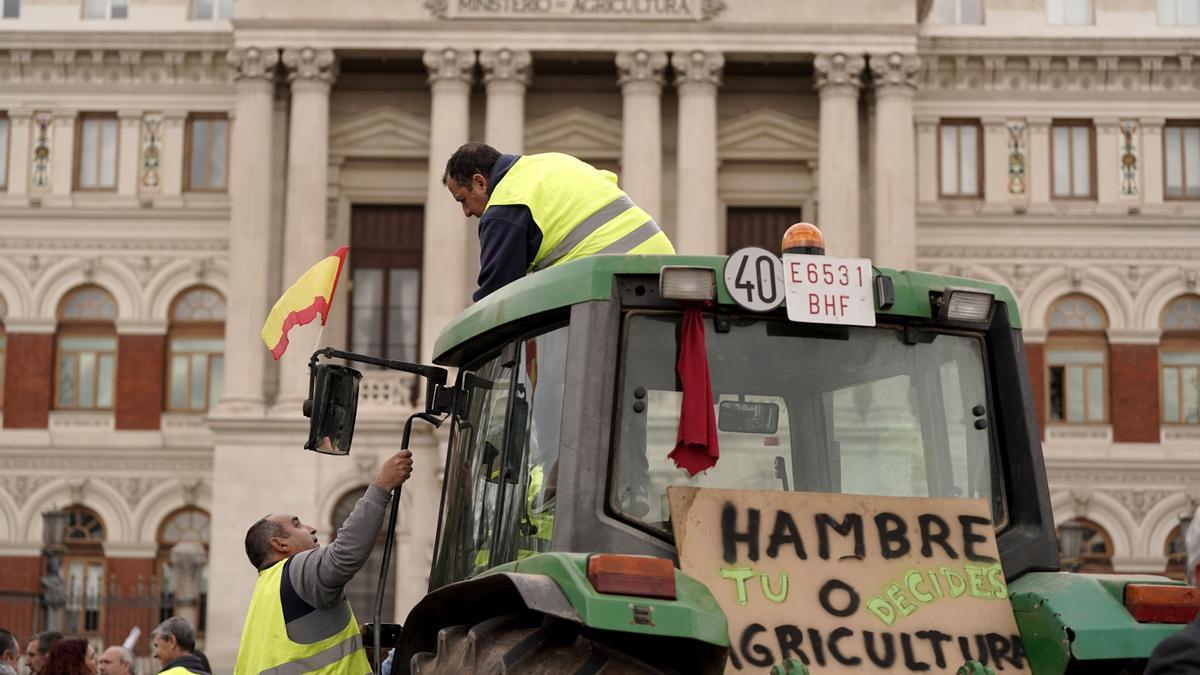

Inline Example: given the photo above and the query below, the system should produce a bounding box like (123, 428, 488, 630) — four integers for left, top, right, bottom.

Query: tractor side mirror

(717, 400, 779, 435)
(303, 363, 362, 455)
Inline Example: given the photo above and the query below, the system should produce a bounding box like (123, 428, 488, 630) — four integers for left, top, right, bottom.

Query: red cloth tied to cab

(668, 305, 719, 476)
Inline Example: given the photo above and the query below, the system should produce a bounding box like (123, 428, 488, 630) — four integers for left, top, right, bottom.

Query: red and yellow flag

(261, 245, 348, 360)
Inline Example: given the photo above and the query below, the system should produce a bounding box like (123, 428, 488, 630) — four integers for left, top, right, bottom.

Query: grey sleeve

(288, 484, 391, 609)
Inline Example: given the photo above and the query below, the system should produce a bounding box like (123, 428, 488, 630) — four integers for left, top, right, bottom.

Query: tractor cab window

(430, 348, 514, 587)
(612, 312, 1002, 539)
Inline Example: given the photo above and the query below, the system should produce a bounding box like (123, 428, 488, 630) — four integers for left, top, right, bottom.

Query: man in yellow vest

(442, 142, 676, 301)
(151, 617, 209, 674)
(234, 449, 414, 675)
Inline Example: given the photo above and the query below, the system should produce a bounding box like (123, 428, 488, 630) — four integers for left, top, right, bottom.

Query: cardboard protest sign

(669, 486, 1029, 674)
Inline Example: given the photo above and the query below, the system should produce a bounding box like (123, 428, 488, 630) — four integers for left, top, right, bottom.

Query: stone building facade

(0, 0, 1197, 669)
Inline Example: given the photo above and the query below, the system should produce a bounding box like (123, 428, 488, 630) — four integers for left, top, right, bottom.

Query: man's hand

(373, 449, 414, 491)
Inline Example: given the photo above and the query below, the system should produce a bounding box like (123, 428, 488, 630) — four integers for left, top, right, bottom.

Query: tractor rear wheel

(409, 612, 672, 675)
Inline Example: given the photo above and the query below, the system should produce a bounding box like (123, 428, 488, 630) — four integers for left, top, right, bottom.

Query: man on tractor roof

(442, 142, 676, 301)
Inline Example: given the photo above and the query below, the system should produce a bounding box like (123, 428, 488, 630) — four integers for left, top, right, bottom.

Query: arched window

(56, 286, 118, 410)
(1161, 296, 1200, 425)
(62, 505, 106, 636)
(1165, 524, 1188, 580)
(331, 487, 395, 623)
(156, 507, 210, 635)
(1045, 295, 1109, 423)
(166, 287, 225, 412)
(1056, 517, 1114, 573)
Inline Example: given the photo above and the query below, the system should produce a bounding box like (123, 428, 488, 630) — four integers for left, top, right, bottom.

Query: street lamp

(40, 509, 69, 632)
(1058, 521, 1087, 573)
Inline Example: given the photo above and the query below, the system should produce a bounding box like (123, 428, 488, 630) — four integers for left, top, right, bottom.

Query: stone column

(1027, 116, 1052, 208)
(1094, 117, 1121, 210)
(813, 53, 865, 258)
(869, 53, 920, 271)
(914, 114, 938, 204)
(50, 109, 76, 199)
(480, 49, 531, 153)
(617, 50, 668, 224)
(160, 110, 188, 199)
(214, 47, 278, 416)
(981, 116, 1009, 211)
(6, 109, 31, 196)
(1141, 117, 1165, 207)
(275, 48, 338, 413)
(672, 50, 723, 255)
(117, 110, 141, 197)
(421, 48, 475, 363)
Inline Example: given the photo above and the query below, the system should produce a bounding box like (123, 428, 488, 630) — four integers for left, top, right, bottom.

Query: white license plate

(782, 255, 876, 327)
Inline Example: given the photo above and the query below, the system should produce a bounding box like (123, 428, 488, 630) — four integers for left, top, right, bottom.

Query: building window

(191, 0, 233, 19)
(83, 0, 126, 18)
(1052, 120, 1095, 199)
(56, 286, 118, 411)
(349, 205, 424, 363)
(157, 508, 210, 635)
(725, 207, 803, 253)
(1046, 295, 1108, 423)
(76, 114, 118, 191)
(1046, 0, 1092, 24)
(932, 0, 982, 24)
(1162, 296, 1200, 425)
(62, 505, 106, 636)
(166, 287, 225, 412)
(1057, 518, 1113, 573)
(1164, 121, 1200, 199)
(0, 112, 8, 189)
(185, 114, 229, 192)
(3, 0, 18, 18)
(939, 119, 982, 197)
(1159, 0, 1200, 24)
(1166, 523, 1188, 580)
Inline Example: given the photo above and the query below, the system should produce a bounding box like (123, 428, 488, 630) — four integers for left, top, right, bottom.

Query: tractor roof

(433, 255, 1020, 365)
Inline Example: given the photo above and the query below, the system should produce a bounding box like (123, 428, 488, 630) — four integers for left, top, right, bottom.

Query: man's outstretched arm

(287, 450, 413, 608)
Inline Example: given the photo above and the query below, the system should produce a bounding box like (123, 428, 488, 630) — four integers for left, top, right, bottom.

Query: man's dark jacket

(159, 653, 210, 674)
(474, 154, 543, 301)
(1147, 619, 1200, 674)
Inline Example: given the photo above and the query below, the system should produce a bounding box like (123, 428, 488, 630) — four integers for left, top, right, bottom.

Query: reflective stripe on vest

(485, 153, 675, 272)
(234, 559, 371, 675)
(159, 668, 205, 675)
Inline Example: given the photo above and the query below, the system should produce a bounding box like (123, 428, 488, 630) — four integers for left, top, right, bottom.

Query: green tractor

(306, 245, 1197, 674)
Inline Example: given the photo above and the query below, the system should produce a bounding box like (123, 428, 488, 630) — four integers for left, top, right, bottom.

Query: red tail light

(587, 554, 676, 600)
(1125, 584, 1200, 623)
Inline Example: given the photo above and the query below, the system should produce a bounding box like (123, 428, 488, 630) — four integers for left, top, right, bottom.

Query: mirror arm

(310, 348, 455, 417)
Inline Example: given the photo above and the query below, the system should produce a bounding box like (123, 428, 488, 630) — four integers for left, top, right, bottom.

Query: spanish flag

(261, 246, 348, 360)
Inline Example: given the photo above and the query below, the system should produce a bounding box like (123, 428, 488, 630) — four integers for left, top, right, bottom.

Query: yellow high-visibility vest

(486, 153, 675, 272)
(234, 559, 370, 675)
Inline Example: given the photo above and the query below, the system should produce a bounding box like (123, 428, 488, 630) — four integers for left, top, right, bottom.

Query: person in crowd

(24, 631, 62, 675)
(97, 645, 136, 675)
(0, 628, 20, 675)
(151, 617, 208, 675)
(1147, 505, 1200, 674)
(42, 637, 96, 675)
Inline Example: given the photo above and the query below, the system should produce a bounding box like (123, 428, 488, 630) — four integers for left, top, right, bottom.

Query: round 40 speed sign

(723, 247, 785, 312)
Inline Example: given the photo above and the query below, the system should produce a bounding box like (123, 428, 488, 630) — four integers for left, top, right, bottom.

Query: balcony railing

(357, 371, 418, 412)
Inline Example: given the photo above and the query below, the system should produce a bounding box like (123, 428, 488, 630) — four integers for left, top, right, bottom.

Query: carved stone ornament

(1119, 120, 1139, 197)
(141, 114, 163, 191)
(813, 53, 866, 93)
(1108, 489, 1177, 524)
(31, 112, 52, 191)
(226, 47, 280, 82)
(423, 48, 476, 86)
(870, 52, 922, 91)
(282, 47, 337, 85)
(479, 49, 532, 87)
(1006, 121, 1027, 195)
(424, 0, 447, 18)
(616, 50, 668, 89)
(671, 51, 724, 89)
(0, 475, 53, 508)
(701, 0, 726, 20)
